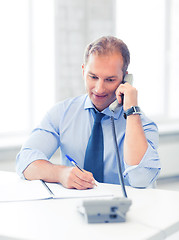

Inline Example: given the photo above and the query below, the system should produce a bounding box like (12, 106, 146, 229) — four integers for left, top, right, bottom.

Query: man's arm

(23, 159, 95, 190)
(16, 102, 95, 190)
(124, 114, 148, 165)
(116, 82, 148, 166)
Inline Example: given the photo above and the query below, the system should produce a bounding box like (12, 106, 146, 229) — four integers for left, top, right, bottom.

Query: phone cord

(111, 116, 128, 198)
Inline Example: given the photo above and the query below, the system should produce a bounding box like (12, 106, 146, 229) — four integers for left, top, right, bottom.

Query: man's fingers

(60, 166, 96, 190)
(70, 167, 95, 189)
(115, 82, 138, 110)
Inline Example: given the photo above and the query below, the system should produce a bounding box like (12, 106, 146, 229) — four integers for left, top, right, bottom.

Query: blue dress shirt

(16, 94, 161, 188)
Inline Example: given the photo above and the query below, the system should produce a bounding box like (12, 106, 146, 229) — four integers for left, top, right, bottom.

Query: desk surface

(0, 172, 179, 240)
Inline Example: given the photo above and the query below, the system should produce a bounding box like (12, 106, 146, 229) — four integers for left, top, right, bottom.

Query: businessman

(16, 36, 160, 189)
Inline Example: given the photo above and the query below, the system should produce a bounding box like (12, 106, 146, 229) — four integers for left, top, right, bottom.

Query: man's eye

(89, 75, 98, 79)
(106, 78, 115, 82)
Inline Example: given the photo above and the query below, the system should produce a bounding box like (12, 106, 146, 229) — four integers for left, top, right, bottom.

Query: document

(0, 171, 50, 202)
(45, 182, 114, 199)
(0, 171, 114, 202)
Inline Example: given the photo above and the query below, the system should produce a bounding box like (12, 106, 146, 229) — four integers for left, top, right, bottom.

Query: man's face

(82, 53, 124, 111)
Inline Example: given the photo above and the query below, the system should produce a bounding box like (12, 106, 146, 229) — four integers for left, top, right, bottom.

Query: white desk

(0, 172, 179, 240)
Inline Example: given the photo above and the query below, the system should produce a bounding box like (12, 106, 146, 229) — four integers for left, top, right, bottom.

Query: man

(16, 36, 160, 189)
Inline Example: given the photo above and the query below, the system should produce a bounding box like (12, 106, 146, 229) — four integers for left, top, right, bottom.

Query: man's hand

(115, 82, 138, 111)
(59, 166, 96, 190)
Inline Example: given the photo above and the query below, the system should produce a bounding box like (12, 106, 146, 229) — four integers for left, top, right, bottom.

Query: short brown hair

(84, 36, 130, 75)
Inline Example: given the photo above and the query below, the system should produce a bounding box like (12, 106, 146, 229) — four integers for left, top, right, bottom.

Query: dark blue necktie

(84, 111, 105, 182)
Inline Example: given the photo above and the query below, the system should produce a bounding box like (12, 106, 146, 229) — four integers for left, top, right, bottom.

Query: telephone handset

(109, 74, 133, 112)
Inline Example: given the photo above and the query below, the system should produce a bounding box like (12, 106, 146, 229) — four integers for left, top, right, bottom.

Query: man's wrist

(124, 106, 141, 119)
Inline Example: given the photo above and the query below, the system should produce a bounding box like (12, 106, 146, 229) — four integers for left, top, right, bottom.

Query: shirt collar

(84, 95, 123, 120)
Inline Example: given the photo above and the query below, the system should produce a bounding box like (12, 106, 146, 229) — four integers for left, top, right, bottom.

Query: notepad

(0, 171, 114, 202)
(0, 171, 50, 202)
(45, 182, 114, 199)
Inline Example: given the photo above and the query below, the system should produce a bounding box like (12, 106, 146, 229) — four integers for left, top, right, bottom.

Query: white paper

(0, 171, 51, 202)
(46, 182, 114, 199)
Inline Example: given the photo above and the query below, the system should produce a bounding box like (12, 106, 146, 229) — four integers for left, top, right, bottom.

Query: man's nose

(94, 79, 105, 93)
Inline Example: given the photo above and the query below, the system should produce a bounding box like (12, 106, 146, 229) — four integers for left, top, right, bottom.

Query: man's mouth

(93, 93, 107, 99)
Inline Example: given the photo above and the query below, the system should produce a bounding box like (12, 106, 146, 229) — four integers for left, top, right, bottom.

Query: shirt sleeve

(122, 115, 161, 188)
(16, 104, 61, 178)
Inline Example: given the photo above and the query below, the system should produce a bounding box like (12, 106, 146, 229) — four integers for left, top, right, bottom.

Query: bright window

(0, 0, 30, 134)
(116, 0, 179, 130)
(0, 0, 55, 147)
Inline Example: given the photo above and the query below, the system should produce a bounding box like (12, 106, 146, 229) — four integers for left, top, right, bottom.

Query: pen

(65, 154, 97, 186)
(65, 154, 84, 172)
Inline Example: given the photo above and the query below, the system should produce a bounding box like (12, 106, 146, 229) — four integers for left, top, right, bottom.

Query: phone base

(77, 197, 132, 223)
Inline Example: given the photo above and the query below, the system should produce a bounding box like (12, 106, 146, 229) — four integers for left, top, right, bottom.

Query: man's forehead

(86, 52, 123, 65)
(86, 53, 124, 71)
